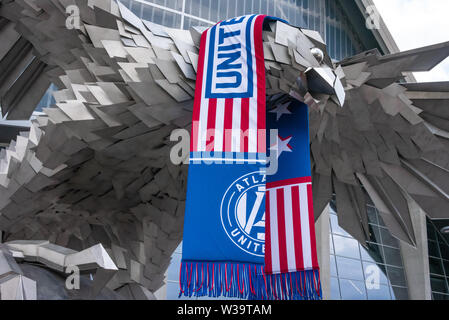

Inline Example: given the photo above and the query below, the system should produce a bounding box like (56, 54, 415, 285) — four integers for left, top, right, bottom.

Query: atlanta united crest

(220, 171, 266, 257)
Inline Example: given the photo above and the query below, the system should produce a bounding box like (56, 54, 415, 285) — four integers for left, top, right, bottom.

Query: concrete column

(315, 205, 331, 300)
(399, 197, 432, 300)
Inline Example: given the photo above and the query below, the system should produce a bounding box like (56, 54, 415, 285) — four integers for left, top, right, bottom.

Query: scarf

(180, 14, 321, 300)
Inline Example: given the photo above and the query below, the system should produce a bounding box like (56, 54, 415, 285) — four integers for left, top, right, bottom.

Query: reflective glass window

(330, 277, 341, 300)
(335, 256, 364, 281)
(330, 199, 409, 300)
(361, 242, 384, 265)
(383, 246, 403, 267)
(431, 275, 448, 294)
(427, 219, 449, 299)
(330, 254, 337, 277)
(390, 286, 409, 300)
(430, 257, 444, 276)
(386, 266, 407, 287)
(366, 284, 391, 300)
(367, 206, 378, 225)
(428, 240, 440, 258)
(433, 293, 449, 300)
(362, 261, 389, 286)
(379, 228, 399, 248)
(333, 235, 361, 260)
(339, 279, 366, 300)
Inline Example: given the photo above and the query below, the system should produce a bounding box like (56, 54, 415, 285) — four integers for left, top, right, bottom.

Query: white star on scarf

(270, 102, 292, 121)
(270, 135, 293, 159)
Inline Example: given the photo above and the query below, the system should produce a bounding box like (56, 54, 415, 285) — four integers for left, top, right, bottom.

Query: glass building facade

(118, 0, 364, 59)
(329, 200, 409, 300)
(427, 219, 449, 300)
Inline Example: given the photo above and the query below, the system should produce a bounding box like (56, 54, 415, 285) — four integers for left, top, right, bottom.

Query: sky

(373, 0, 449, 82)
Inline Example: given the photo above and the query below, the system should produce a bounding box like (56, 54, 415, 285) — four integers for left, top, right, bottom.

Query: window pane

(390, 286, 409, 300)
(330, 277, 341, 300)
(433, 293, 449, 300)
(366, 206, 378, 225)
(444, 260, 449, 275)
(431, 275, 448, 294)
(158, 0, 182, 11)
(430, 257, 444, 275)
(236, 0, 245, 15)
(336, 256, 364, 281)
(368, 224, 382, 243)
(120, 0, 131, 8)
(339, 279, 366, 300)
(333, 235, 360, 259)
(150, 7, 165, 25)
(183, 16, 212, 30)
(361, 242, 384, 265)
(129, 1, 142, 14)
(427, 222, 437, 241)
(439, 242, 449, 260)
(428, 240, 440, 258)
(379, 228, 399, 248)
(386, 266, 407, 287)
(330, 236, 334, 254)
(383, 246, 403, 267)
(330, 254, 337, 277)
(367, 284, 391, 300)
(363, 262, 389, 286)
(209, 0, 219, 22)
(377, 214, 388, 228)
(219, 0, 229, 19)
(142, 4, 154, 21)
(244, 0, 252, 14)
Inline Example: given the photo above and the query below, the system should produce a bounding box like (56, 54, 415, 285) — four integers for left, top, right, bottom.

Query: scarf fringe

(179, 261, 322, 300)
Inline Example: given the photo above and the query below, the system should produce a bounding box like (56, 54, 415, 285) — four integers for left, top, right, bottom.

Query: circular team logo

(220, 171, 266, 257)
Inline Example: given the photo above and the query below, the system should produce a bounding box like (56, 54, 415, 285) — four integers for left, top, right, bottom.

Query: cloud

(373, 0, 449, 82)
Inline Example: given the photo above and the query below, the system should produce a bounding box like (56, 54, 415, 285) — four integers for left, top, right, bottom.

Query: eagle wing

(312, 43, 449, 246)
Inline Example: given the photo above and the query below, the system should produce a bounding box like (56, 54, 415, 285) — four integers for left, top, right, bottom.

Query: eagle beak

(305, 66, 346, 107)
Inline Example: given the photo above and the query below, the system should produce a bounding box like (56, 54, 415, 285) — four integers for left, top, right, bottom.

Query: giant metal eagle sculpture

(0, 0, 449, 300)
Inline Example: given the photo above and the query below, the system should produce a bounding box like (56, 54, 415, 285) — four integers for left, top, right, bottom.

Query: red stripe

(291, 185, 304, 271)
(257, 123, 266, 154)
(191, 30, 208, 152)
(254, 15, 266, 153)
(307, 184, 319, 269)
(206, 98, 217, 152)
(276, 188, 288, 273)
(264, 189, 272, 274)
(240, 98, 250, 153)
(223, 99, 234, 152)
(266, 177, 312, 190)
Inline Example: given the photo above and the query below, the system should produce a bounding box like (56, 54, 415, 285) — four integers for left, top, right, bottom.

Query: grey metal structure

(0, 0, 448, 300)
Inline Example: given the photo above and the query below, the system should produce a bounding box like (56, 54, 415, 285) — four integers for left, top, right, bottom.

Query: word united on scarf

(181, 14, 322, 300)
